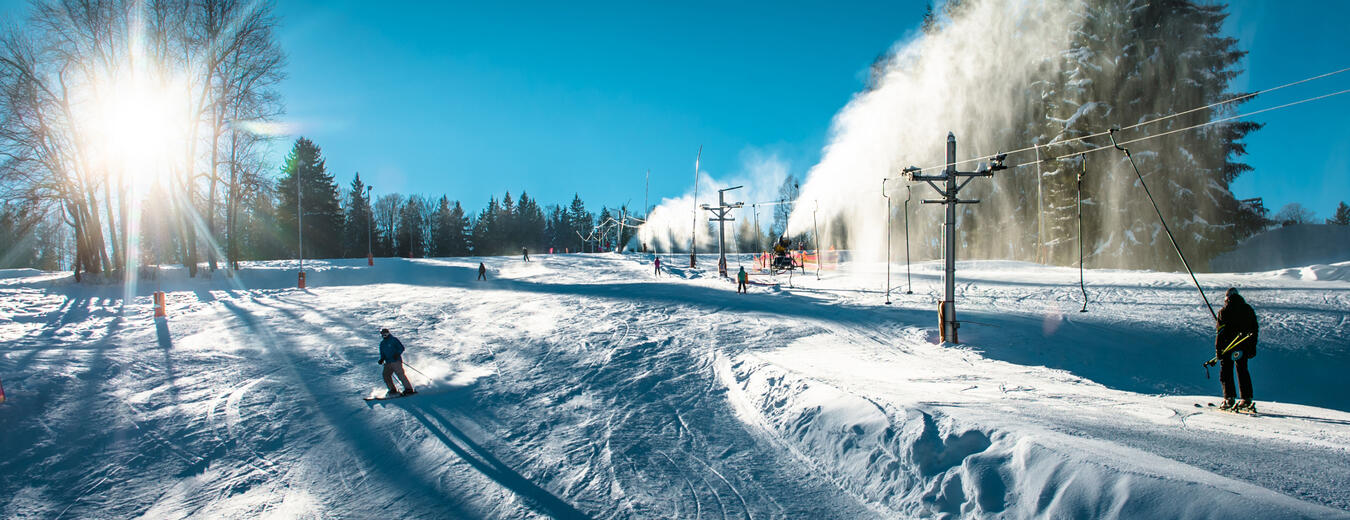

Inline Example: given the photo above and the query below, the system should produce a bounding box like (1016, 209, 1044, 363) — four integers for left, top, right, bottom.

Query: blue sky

(270, 0, 925, 212)
(2, 1, 1344, 218)
(269, 0, 1347, 218)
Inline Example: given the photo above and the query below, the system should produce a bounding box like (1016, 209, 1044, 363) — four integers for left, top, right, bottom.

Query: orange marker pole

(298, 271, 306, 289)
(154, 291, 166, 318)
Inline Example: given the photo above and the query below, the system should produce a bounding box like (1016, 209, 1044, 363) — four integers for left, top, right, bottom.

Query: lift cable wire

(903, 65, 1350, 174)
(859, 82, 1350, 193)
(1109, 128, 1218, 322)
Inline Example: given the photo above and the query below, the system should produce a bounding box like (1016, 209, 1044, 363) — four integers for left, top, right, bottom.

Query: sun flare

(82, 71, 190, 192)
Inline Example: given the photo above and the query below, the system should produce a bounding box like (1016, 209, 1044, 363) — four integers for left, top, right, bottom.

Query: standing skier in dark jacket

(1215, 287, 1258, 412)
(379, 328, 416, 396)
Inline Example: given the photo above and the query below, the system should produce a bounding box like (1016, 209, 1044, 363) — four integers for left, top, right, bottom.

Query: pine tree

(472, 197, 501, 255)
(342, 173, 376, 258)
(567, 194, 592, 252)
(395, 195, 426, 257)
(1327, 202, 1349, 226)
(277, 138, 344, 260)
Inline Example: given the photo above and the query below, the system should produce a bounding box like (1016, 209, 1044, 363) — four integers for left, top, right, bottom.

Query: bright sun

(84, 71, 190, 192)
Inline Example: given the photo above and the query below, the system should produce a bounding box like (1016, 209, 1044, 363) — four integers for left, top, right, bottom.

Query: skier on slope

(654, 257, 661, 277)
(378, 328, 416, 397)
(522, 247, 530, 262)
(478, 262, 487, 280)
(1215, 287, 1258, 412)
(737, 265, 748, 294)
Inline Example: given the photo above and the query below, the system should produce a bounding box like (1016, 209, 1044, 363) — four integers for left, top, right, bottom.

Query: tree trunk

(207, 101, 220, 272)
(102, 173, 121, 273)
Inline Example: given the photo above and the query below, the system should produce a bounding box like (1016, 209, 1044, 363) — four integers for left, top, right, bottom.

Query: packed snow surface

(2, 254, 1348, 518)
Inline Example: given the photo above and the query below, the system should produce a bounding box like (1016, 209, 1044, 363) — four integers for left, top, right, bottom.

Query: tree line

(192, 136, 622, 263)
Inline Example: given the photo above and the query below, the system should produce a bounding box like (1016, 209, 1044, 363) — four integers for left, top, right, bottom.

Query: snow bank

(719, 354, 1341, 519)
(1210, 224, 1350, 273)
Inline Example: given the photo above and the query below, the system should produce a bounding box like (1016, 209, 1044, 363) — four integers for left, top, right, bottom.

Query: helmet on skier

(380, 328, 390, 337)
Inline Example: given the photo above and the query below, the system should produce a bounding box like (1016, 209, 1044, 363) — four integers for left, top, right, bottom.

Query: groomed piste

(2, 254, 1348, 518)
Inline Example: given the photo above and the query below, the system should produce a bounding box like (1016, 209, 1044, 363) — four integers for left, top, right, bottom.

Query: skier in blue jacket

(378, 328, 416, 396)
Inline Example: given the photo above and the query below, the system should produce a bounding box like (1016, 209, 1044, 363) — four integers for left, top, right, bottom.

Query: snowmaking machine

(771, 236, 798, 271)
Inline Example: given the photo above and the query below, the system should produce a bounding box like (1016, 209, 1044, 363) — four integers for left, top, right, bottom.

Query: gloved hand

(378, 359, 384, 365)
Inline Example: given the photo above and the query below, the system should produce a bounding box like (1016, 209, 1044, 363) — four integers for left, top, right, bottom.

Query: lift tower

(701, 185, 744, 278)
(904, 132, 1005, 343)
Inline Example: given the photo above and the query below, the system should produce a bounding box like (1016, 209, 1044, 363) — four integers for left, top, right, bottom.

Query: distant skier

(737, 266, 748, 294)
(378, 328, 416, 397)
(654, 257, 661, 277)
(522, 247, 530, 262)
(1214, 287, 1258, 412)
(478, 262, 487, 280)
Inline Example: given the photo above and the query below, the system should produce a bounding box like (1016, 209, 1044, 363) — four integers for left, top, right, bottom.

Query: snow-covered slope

(1, 254, 1347, 518)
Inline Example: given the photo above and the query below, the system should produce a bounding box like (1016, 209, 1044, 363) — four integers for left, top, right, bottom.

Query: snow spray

(639, 152, 790, 254)
(785, 0, 1082, 262)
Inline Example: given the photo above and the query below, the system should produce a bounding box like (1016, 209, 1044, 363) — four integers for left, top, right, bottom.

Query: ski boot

(402, 389, 417, 396)
(1218, 398, 1236, 411)
(1235, 400, 1256, 414)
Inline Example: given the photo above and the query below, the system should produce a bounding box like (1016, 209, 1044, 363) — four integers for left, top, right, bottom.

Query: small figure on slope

(654, 257, 662, 277)
(478, 262, 487, 281)
(737, 266, 748, 294)
(1215, 287, 1258, 412)
(522, 247, 530, 262)
(379, 328, 416, 397)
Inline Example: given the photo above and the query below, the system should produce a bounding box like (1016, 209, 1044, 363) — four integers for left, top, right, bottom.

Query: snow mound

(1210, 224, 1350, 273)
(1265, 262, 1350, 282)
(720, 355, 1339, 519)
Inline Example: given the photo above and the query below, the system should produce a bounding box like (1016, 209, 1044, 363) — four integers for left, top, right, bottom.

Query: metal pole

(1035, 144, 1044, 264)
(883, 179, 891, 304)
(366, 185, 373, 265)
(718, 188, 727, 276)
(752, 204, 760, 256)
(1077, 156, 1088, 312)
(298, 166, 303, 271)
(904, 185, 912, 294)
(813, 200, 820, 280)
(691, 146, 700, 268)
(942, 132, 957, 343)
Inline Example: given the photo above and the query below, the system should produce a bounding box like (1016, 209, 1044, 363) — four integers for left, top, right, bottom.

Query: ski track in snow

(1, 255, 1348, 518)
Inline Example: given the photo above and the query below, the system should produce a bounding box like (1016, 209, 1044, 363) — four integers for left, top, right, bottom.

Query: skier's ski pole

(402, 361, 431, 380)
(1203, 333, 1252, 378)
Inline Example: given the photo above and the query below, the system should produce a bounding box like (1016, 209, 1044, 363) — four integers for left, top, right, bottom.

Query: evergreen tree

(545, 204, 568, 252)
(342, 173, 377, 258)
(471, 197, 501, 255)
(567, 194, 593, 252)
(500, 191, 517, 250)
(277, 137, 344, 260)
(395, 195, 427, 257)
(1327, 201, 1350, 226)
(516, 192, 546, 253)
(1020, 0, 1259, 269)
(448, 200, 471, 255)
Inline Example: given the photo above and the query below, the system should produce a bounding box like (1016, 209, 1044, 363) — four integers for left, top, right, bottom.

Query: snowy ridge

(721, 354, 1341, 519)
